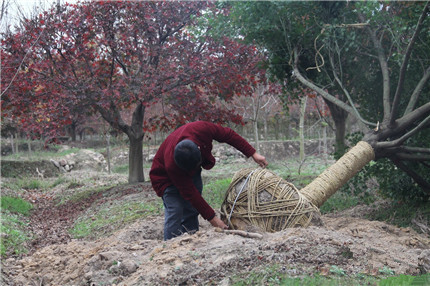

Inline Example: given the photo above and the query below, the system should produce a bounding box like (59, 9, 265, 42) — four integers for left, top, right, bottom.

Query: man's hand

(252, 152, 268, 168)
(209, 216, 228, 229)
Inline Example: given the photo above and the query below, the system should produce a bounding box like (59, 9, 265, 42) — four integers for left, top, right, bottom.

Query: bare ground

(1, 169, 430, 286)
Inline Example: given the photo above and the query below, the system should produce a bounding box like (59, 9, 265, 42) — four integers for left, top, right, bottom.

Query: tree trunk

(325, 100, 348, 157)
(263, 117, 268, 140)
(300, 141, 375, 207)
(106, 134, 111, 174)
(299, 96, 307, 162)
(10, 135, 15, 154)
(253, 119, 259, 153)
(274, 115, 280, 140)
(127, 103, 145, 183)
(128, 135, 144, 183)
(96, 102, 146, 183)
(15, 133, 19, 153)
(68, 122, 77, 142)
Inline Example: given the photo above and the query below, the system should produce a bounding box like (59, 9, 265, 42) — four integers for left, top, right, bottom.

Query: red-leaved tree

(1, 1, 264, 182)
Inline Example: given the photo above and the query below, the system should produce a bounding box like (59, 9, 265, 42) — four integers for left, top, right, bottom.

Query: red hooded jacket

(149, 121, 256, 220)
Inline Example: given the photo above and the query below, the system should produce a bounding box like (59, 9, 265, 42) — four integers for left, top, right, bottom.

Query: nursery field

(1, 145, 429, 285)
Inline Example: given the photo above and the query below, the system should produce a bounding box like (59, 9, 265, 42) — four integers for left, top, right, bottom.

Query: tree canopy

(219, 1, 430, 200)
(1, 1, 266, 182)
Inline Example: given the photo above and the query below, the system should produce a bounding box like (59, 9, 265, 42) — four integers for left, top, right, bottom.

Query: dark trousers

(162, 169, 203, 240)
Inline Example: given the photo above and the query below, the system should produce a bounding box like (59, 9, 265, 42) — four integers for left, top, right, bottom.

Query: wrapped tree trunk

(221, 141, 374, 232)
(300, 141, 374, 207)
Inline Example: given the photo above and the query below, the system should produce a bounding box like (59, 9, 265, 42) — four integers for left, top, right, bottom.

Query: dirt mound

(3, 212, 429, 285)
(1, 160, 59, 178)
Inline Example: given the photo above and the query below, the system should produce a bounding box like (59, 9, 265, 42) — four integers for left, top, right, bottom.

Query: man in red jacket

(150, 121, 268, 240)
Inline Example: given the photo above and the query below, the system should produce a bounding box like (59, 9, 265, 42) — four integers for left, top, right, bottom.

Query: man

(150, 121, 268, 240)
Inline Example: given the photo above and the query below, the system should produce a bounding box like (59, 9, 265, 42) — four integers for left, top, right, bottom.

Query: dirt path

(2, 189, 429, 286)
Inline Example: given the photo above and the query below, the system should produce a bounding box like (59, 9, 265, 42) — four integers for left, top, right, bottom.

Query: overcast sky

(1, 0, 74, 32)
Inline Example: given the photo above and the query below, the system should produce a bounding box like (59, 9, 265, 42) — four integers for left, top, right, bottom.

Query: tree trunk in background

(253, 119, 259, 153)
(15, 133, 19, 153)
(325, 100, 348, 157)
(299, 96, 307, 162)
(263, 117, 268, 140)
(10, 135, 15, 154)
(127, 104, 145, 183)
(300, 141, 375, 207)
(106, 134, 111, 174)
(274, 115, 280, 140)
(68, 122, 77, 142)
(128, 136, 144, 183)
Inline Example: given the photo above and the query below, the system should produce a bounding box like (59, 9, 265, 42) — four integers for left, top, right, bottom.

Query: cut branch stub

(300, 141, 375, 207)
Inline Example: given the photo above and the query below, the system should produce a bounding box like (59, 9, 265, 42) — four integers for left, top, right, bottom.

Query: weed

(329, 265, 346, 276)
(203, 178, 232, 208)
(70, 200, 162, 239)
(113, 164, 129, 174)
(369, 201, 430, 233)
(379, 266, 395, 276)
(320, 190, 361, 214)
(231, 264, 380, 285)
(0, 212, 31, 257)
(379, 274, 430, 286)
(1, 196, 33, 216)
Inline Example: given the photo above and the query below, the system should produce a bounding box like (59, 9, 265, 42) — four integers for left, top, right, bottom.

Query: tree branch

(292, 48, 377, 127)
(394, 153, 430, 161)
(359, 12, 391, 122)
(390, 157, 430, 193)
(377, 114, 430, 148)
(404, 65, 430, 115)
(391, 1, 430, 124)
(329, 53, 375, 126)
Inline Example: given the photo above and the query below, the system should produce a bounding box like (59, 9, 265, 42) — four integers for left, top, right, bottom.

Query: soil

(1, 164, 430, 285)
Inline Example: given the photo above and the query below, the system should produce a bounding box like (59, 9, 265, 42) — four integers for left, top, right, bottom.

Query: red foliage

(1, 1, 264, 138)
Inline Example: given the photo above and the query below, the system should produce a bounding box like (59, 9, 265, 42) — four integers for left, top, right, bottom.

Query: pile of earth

(2, 184, 429, 286)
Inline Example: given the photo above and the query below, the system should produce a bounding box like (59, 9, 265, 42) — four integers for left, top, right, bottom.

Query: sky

(1, 0, 74, 32)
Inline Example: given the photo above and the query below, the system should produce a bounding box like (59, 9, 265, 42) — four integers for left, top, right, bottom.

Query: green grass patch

(203, 178, 232, 209)
(1, 196, 33, 215)
(320, 190, 361, 214)
(0, 211, 31, 257)
(55, 185, 114, 206)
(70, 200, 162, 239)
(113, 164, 129, 174)
(231, 264, 380, 286)
(368, 200, 430, 232)
(4, 147, 81, 160)
(2, 177, 53, 191)
(379, 274, 430, 286)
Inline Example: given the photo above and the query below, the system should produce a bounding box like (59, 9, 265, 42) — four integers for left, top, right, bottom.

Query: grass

(368, 200, 430, 233)
(1, 196, 33, 215)
(231, 264, 381, 286)
(231, 264, 430, 286)
(55, 185, 114, 206)
(113, 164, 129, 174)
(0, 196, 33, 257)
(203, 178, 232, 209)
(70, 199, 163, 239)
(4, 147, 82, 160)
(320, 190, 362, 214)
(2, 177, 53, 192)
(1, 212, 32, 257)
